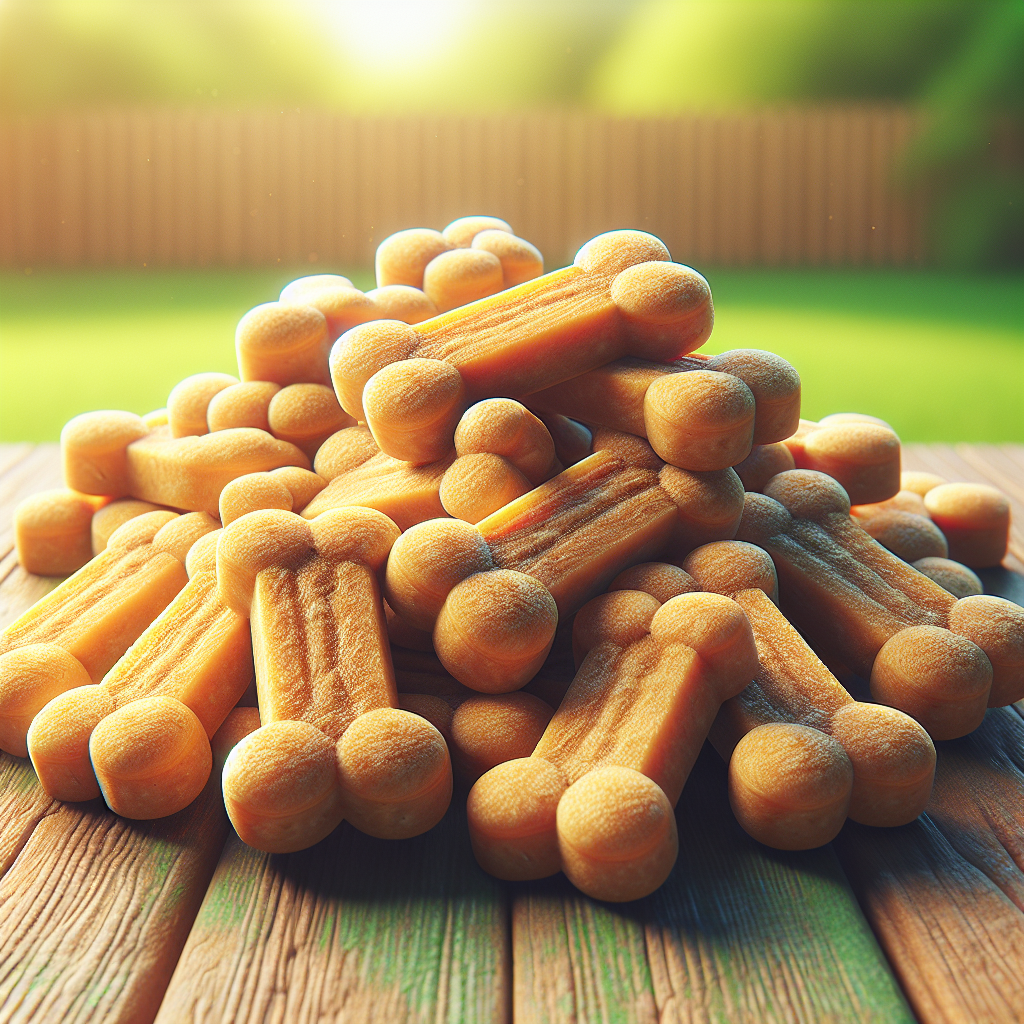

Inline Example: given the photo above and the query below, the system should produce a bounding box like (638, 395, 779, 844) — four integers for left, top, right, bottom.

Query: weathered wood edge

(156, 798, 511, 1024)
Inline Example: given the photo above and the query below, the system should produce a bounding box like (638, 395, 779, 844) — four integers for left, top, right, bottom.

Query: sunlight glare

(318, 0, 468, 68)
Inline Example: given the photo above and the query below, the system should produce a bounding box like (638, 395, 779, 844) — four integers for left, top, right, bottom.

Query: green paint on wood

(514, 746, 915, 1024)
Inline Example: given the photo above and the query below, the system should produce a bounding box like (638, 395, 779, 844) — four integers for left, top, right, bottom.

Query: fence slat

(0, 107, 928, 270)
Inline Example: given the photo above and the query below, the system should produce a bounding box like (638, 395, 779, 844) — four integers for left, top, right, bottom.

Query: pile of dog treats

(4, 215, 1022, 903)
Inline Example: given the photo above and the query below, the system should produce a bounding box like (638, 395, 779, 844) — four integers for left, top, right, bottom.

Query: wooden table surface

(1, 443, 1023, 1024)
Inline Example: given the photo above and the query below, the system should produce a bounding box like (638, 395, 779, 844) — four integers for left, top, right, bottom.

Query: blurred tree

(905, 0, 1023, 268)
(588, 0, 1021, 267)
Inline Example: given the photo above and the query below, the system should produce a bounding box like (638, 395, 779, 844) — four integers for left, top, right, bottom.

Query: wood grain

(156, 801, 511, 1024)
(513, 745, 914, 1024)
(832, 558, 1024, 1024)
(0, 446, 230, 1024)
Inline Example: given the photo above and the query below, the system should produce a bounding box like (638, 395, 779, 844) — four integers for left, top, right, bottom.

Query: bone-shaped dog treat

(15, 490, 108, 576)
(385, 446, 744, 692)
(206, 381, 281, 433)
(266, 383, 355, 459)
(365, 285, 438, 324)
(330, 230, 714, 464)
(217, 507, 452, 852)
(738, 470, 1024, 737)
(283, 286, 378, 344)
(680, 541, 936, 846)
(912, 557, 983, 599)
(467, 591, 757, 901)
(63, 413, 310, 515)
(472, 231, 544, 287)
(28, 529, 253, 818)
(0, 511, 216, 755)
(440, 399, 562, 523)
(168, 373, 240, 437)
(528, 349, 800, 472)
(303, 425, 452, 530)
(783, 417, 901, 504)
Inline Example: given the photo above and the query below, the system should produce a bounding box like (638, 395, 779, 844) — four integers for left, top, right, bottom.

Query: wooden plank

(831, 517, 1024, 1024)
(157, 800, 511, 1024)
(513, 744, 913, 1024)
(0, 444, 231, 1024)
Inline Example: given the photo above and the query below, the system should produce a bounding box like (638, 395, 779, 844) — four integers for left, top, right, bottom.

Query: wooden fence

(0, 108, 928, 270)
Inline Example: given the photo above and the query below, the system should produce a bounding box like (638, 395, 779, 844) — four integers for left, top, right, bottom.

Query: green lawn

(1, 266, 1021, 443)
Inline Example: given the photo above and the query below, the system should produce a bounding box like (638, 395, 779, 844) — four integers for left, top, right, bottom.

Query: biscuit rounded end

(573, 230, 671, 276)
(650, 592, 758, 697)
(90, 695, 212, 819)
(435, 569, 558, 692)
(223, 720, 343, 852)
(830, 702, 935, 827)
(862, 510, 948, 563)
(268, 383, 354, 459)
(376, 227, 452, 289)
(27, 682, 113, 800)
(168, 372, 239, 438)
(924, 483, 1010, 568)
(870, 625, 993, 739)
(329, 319, 420, 419)
(611, 261, 714, 360)
(729, 724, 852, 849)
(706, 349, 802, 445)
(365, 284, 438, 325)
(467, 756, 566, 880)
(948, 595, 1024, 707)
(309, 505, 400, 571)
(644, 370, 754, 471)
(363, 357, 467, 464)
(571, 590, 660, 665)
(912, 557, 983, 599)
(235, 302, 331, 386)
(733, 443, 797, 493)
(557, 766, 678, 902)
(14, 490, 95, 576)
(801, 424, 901, 505)
(0, 645, 94, 759)
(384, 518, 493, 630)
(440, 454, 532, 523)
(337, 708, 452, 839)
(442, 216, 512, 249)
(219, 473, 293, 527)
(608, 562, 698, 605)
(471, 231, 543, 287)
(217, 509, 314, 616)
(206, 381, 281, 433)
(61, 410, 150, 496)
(423, 248, 504, 313)
(450, 692, 554, 783)
(762, 469, 852, 520)
(681, 540, 778, 600)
